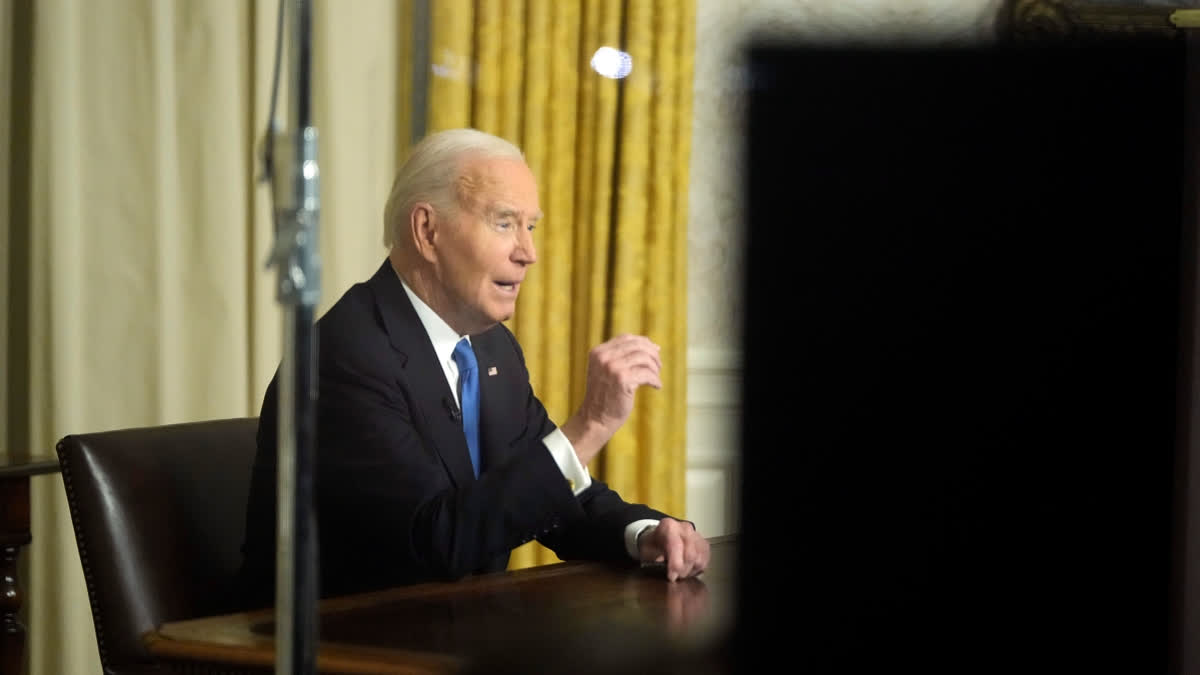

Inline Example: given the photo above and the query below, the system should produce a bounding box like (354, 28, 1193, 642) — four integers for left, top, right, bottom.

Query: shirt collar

(397, 272, 468, 368)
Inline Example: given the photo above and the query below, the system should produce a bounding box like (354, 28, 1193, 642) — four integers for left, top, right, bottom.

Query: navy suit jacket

(239, 260, 666, 603)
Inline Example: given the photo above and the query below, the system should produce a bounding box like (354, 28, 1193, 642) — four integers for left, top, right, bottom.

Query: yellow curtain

(426, 0, 696, 569)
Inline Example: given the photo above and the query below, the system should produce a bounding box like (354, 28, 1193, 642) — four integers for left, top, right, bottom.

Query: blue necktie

(452, 338, 482, 477)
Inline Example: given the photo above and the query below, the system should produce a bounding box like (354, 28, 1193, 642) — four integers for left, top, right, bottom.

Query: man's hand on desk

(636, 517, 710, 582)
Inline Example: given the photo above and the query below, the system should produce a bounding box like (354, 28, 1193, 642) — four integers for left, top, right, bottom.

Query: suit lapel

(474, 332, 524, 471)
(366, 260, 477, 488)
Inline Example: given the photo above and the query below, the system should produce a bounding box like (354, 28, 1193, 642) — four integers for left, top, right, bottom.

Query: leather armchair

(56, 417, 261, 674)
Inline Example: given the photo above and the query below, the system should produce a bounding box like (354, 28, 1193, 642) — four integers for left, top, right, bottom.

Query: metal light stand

(266, 0, 320, 672)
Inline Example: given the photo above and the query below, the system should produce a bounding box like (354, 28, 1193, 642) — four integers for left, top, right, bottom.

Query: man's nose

(514, 227, 537, 265)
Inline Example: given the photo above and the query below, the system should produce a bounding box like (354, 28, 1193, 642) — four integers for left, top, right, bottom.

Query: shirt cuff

(624, 519, 661, 560)
(542, 428, 592, 496)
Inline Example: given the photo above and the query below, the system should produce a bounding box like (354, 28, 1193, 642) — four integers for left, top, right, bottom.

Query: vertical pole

(271, 0, 321, 672)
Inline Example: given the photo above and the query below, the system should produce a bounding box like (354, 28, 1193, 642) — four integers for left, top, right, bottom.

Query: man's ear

(410, 203, 438, 264)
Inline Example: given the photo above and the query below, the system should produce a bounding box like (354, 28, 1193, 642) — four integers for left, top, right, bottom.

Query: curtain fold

(428, 0, 695, 569)
(604, 0, 695, 529)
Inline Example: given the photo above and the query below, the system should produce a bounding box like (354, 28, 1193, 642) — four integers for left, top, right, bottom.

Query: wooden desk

(146, 535, 737, 674)
(0, 454, 61, 674)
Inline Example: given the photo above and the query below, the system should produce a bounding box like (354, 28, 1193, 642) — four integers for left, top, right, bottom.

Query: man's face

(433, 156, 541, 335)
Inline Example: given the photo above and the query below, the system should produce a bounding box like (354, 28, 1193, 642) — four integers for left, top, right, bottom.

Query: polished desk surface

(146, 535, 736, 674)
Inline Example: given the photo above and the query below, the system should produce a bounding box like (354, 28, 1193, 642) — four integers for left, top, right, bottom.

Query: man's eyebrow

(491, 206, 543, 222)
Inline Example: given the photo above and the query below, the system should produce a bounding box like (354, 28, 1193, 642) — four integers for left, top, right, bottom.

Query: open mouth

(494, 281, 520, 293)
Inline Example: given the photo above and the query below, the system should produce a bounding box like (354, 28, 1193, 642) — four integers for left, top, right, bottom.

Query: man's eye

(496, 220, 512, 230)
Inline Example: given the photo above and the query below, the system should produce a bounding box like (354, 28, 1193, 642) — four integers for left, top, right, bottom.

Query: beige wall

(683, 0, 1003, 536)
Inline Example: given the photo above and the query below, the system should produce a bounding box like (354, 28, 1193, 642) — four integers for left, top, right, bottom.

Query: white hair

(382, 128, 524, 248)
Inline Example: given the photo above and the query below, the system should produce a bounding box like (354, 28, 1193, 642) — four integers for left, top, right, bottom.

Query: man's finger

(599, 345, 662, 373)
(605, 353, 662, 380)
(623, 369, 663, 393)
(604, 333, 658, 350)
(679, 537, 699, 578)
(597, 333, 654, 352)
(664, 528, 685, 582)
(690, 537, 711, 577)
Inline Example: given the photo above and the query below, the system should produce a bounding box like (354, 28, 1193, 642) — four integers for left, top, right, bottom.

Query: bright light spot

(590, 47, 632, 79)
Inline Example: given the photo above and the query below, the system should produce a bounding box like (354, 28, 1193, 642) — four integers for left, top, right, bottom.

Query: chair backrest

(56, 417, 260, 674)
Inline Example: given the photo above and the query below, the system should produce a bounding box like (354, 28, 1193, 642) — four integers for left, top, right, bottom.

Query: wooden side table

(1, 456, 61, 675)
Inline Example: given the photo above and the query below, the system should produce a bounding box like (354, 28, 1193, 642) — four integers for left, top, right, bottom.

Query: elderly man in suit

(239, 128, 709, 602)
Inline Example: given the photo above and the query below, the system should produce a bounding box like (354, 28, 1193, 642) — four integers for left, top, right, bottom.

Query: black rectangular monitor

(740, 37, 1195, 672)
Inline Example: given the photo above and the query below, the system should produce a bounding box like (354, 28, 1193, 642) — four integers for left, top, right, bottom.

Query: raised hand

(560, 334, 663, 465)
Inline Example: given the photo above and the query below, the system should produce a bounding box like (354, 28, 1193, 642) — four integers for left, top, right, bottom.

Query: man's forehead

(456, 156, 540, 215)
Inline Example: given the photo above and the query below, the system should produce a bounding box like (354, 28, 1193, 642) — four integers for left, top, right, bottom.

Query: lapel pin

(487, 366, 498, 376)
